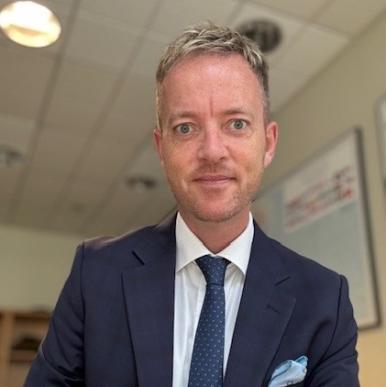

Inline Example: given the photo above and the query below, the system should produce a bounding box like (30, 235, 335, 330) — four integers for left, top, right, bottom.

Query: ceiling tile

(269, 67, 308, 112)
(149, 0, 239, 38)
(75, 137, 134, 184)
(79, 0, 160, 28)
(9, 169, 70, 228)
(99, 112, 153, 146)
(0, 114, 36, 152)
(0, 167, 22, 202)
(17, 170, 68, 208)
(97, 182, 143, 215)
(44, 96, 102, 135)
(0, 163, 24, 223)
(100, 74, 156, 142)
(29, 126, 89, 175)
(127, 184, 176, 230)
(112, 74, 156, 117)
(50, 179, 110, 233)
(65, 10, 139, 70)
(275, 23, 349, 74)
(249, 0, 330, 20)
(129, 34, 169, 78)
(63, 178, 111, 208)
(50, 211, 91, 235)
(44, 60, 117, 132)
(11, 203, 53, 230)
(49, 59, 117, 110)
(38, 0, 75, 17)
(81, 183, 144, 236)
(0, 206, 8, 223)
(121, 140, 172, 228)
(0, 45, 55, 119)
(317, 0, 386, 35)
(126, 140, 164, 182)
(82, 216, 125, 238)
(231, 2, 306, 65)
(49, 209, 88, 233)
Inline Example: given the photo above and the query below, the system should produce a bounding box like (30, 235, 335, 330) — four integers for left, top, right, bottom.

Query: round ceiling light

(0, 1, 61, 48)
(237, 19, 282, 54)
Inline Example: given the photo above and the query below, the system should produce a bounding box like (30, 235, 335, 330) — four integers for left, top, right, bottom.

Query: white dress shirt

(172, 212, 254, 387)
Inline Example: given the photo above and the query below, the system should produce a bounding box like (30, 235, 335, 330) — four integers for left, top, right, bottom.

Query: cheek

(163, 148, 188, 177)
(242, 144, 265, 169)
(166, 139, 197, 161)
(236, 147, 265, 184)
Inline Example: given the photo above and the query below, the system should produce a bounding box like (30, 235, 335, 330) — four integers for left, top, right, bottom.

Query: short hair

(155, 22, 270, 128)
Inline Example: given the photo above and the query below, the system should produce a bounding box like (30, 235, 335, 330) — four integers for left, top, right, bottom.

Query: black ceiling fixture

(125, 176, 157, 193)
(0, 144, 24, 167)
(237, 19, 282, 53)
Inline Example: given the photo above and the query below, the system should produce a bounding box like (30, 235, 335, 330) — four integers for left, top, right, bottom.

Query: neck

(179, 210, 250, 253)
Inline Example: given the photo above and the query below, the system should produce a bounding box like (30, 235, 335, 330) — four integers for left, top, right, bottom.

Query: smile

(193, 175, 235, 186)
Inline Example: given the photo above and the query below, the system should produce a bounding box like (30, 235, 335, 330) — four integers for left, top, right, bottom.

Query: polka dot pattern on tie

(188, 255, 229, 387)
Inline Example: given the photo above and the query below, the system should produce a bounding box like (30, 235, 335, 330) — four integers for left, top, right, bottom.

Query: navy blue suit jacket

(25, 217, 359, 386)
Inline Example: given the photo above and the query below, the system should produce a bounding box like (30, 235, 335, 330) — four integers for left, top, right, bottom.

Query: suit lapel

(121, 218, 295, 386)
(122, 217, 176, 387)
(224, 224, 296, 387)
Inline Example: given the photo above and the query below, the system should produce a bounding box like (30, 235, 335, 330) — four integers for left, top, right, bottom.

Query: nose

(197, 126, 228, 163)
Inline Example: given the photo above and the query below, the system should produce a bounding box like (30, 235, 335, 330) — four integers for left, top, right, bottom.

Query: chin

(174, 188, 253, 224)
(190, 203, 247, 224)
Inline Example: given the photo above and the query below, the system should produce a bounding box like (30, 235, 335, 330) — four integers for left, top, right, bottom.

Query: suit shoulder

(82, 225, 156, 251)
(75, 225, 158, 267)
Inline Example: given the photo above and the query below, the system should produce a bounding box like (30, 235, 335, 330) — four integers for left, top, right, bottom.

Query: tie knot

(196, 255, 229, 286)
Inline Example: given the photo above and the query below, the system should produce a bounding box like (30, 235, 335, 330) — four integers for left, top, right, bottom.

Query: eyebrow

(167, 111, 197, 124)
(167, 108, 253, 125)
(221, 108, 252, 117)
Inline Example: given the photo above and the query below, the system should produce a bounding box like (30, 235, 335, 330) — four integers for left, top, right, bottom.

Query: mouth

(193, 175, 235, 187)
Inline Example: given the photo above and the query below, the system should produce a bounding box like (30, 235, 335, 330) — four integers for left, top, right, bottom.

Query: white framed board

(252, 128, 379, 329)
(375, 94, 386, 183)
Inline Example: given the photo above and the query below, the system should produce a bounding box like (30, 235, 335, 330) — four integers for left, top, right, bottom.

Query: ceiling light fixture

(0, 1, 61, 48)
(125, 176, 157, 193)
(0, 144, 24, 167)
(237, 19, 282, 54)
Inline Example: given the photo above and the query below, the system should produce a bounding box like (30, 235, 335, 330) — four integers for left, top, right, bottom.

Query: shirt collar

(175, 212, 254, 276)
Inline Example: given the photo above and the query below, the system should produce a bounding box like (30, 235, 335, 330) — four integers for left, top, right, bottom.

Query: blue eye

(231, 119, 247, 130)
(176, 123, 191, 134)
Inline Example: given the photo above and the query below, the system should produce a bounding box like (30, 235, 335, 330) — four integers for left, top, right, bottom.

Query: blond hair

(155, 22, 269, 128)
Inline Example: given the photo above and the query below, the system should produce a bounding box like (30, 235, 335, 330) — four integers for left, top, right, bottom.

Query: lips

(193, 175, 235, 186)
(195, 175, 230, 181)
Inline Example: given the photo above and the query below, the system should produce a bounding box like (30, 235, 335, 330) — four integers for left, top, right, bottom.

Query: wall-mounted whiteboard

(375, 94, 386, 183)
(252, 128, 379, 329)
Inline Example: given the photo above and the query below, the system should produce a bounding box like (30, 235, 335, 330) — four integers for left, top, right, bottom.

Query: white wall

(0, 224, 82, 309)
(271, 11, 386, 386)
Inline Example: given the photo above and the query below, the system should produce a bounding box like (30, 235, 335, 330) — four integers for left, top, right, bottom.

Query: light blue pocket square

(268, 356, 308, 387)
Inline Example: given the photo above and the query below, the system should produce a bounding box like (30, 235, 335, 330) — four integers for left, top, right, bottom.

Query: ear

(263, 121, 279, 168)
(153, 127, 164, 166)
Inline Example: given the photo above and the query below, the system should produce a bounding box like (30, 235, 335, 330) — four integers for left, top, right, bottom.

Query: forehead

(162, 52, 259, 87)
(159, 53, 262, 102)
(158, 53, 264, 118)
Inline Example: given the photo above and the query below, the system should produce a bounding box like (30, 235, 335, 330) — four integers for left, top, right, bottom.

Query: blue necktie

(188, 255, 229, 387)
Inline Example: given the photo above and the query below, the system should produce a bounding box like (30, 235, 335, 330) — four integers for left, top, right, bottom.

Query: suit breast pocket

(264, 381, 304, 387)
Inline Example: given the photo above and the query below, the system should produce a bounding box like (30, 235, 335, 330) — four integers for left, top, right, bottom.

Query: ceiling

(0, 0, 385, 237)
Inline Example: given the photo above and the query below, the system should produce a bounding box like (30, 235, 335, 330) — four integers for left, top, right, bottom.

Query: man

(26, 23, 359, 386)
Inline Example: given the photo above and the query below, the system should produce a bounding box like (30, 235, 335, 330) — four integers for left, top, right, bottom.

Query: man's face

(154, 53, 278, 225)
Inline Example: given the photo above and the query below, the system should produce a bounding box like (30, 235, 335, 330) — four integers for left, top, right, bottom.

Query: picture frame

(252, 128, 380, 329)
(375, 94, 386, 183)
